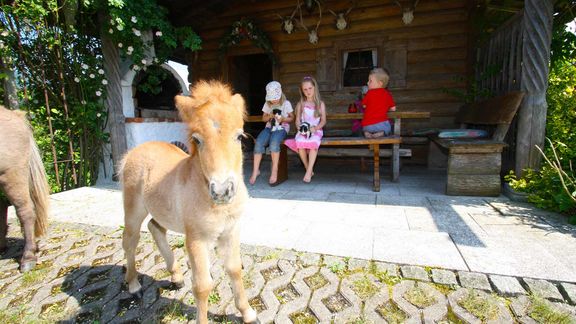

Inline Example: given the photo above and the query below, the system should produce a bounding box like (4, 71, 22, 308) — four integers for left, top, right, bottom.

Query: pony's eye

(235, 131, 245, 142)
(191, 134, 203, 146)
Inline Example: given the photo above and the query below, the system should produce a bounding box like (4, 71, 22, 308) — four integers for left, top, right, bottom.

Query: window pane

(343, 50, 375, 87)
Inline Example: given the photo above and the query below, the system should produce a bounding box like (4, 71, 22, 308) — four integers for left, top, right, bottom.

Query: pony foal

(120, 81, 257, 323)
(0, 106, 50, 272)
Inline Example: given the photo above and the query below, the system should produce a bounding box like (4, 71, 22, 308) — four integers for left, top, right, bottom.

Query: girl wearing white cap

(249, 81, 294, 186)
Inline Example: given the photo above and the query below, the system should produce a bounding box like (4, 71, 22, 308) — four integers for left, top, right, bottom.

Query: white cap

(265, 81, 282, 101)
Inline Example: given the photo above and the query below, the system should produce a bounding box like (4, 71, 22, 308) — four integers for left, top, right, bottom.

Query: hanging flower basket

(219, 17, 276, 63)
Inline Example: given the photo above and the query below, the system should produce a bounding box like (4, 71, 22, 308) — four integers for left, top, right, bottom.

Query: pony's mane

(191, 80, 233, 106)
(174, 80, 247, 157)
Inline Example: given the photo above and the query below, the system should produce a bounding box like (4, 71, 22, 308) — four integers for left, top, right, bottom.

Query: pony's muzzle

(209, 178, 236, 204)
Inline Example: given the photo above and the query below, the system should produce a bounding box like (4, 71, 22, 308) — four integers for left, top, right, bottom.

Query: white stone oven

(122, 62, 190, 151)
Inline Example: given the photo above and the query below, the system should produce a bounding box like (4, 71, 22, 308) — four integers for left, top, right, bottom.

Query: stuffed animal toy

(270, 108, 284, 132)
(299, 121, 311, 139)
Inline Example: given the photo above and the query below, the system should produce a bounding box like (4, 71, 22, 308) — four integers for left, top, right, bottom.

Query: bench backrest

(455, 91, 525, 141)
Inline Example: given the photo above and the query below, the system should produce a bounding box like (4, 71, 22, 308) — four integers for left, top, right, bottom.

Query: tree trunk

(99, 13, 127, 181)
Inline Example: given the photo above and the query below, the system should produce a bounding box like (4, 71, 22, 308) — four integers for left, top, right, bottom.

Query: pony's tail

(28, 136, 50, 237)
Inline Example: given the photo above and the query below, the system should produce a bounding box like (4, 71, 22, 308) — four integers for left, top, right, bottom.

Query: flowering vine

(219, 17, 275, 63)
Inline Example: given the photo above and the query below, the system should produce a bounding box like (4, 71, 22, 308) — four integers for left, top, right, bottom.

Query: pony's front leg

(219, 224, 258, 323)
(186, 238, 213, 324)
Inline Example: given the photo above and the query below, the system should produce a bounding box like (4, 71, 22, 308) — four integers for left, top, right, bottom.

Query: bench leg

(276, 144, 288, 184)
(372, 144, 380, 192)
(392, 143, 400, 182)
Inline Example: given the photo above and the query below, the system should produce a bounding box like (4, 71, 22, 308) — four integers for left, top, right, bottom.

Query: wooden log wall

(189, 0, 473, 164)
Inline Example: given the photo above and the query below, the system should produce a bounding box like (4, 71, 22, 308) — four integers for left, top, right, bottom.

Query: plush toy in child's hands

(299, 122, 311, 139)
(270, 108, 283, 132)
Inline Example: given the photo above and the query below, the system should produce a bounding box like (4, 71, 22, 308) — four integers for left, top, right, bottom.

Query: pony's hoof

(170, 280, 184, 290)
(20, 260, 36, 273)
(242, 308, 258, 323)
(131, 289, 144, 299)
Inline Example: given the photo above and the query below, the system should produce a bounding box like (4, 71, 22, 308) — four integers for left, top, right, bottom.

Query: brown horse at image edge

(0, 106, 50, 272)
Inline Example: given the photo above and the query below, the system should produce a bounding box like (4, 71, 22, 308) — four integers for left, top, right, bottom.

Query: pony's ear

(230, 93, 247, 115)
(174, 95, 195, 122)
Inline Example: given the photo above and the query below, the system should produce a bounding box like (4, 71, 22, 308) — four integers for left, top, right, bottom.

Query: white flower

(118, 42, 123, 48)
(74, 77, 80, 83)
(81, 63, 88, 70)
(109, 19, 115, 25)
(133, 65, 140, 71)
(81, 100, 86, 105)
(155, 31, 162, 37)
(102, 79, 108, 85)
(98, 69, 104, 75)
(109, 28, 113, 34)
(131, 16, 137, 23)
(133, 28, 141, 36)
(127, 46, 134, 52)
(1, 31, 8, 37)
(95, 90, 102, 97)
(0, 41, 4, 49)
(117, 25, 124, 31)
(89, 73, 95, 78)
(141, 59, 147, 65)
(96, 113, 102, 117)
(153, 57, 159, 63)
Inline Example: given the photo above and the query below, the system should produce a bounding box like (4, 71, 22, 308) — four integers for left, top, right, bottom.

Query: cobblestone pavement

(1, 220, 575, 324)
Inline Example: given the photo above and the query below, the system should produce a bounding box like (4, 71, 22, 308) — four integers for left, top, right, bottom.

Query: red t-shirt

(361, 88, 395, 127)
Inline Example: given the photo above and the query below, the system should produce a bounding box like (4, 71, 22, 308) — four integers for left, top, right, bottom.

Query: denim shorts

(254, 127, 287, 154)
(363, 120, 391, 135)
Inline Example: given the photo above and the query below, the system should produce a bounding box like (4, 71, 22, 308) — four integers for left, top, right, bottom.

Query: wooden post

(516, 0, 553, 175)
(100, 13, 127, 180)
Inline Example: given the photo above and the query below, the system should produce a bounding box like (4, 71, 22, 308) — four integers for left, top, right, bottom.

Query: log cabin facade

(101, 0, 554, 184)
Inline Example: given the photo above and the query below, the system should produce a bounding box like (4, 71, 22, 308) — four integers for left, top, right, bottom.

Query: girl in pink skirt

(285, 76, 327, 183)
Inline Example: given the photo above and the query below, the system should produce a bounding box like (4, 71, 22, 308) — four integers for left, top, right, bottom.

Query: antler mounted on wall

(298, 0, 322, 44)
(327, 1, 355, 30)
(394, 0, 420, 25)
(276, 2, 301, 34)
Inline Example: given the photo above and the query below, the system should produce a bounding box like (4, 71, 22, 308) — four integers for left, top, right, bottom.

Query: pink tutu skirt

(285, 130, 323, 152)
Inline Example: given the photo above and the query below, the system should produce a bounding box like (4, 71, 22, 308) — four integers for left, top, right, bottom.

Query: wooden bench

(428, 91, 525, 196)
(246, 111, 429, 192)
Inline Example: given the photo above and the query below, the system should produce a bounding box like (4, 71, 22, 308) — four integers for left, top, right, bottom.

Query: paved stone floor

(2, 157, 576, 323)
(1, 220, 576, 323)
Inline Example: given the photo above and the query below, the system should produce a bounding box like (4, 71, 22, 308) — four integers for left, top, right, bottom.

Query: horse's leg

(122, 190, 148, 297)
(218, 224, 257, 323)
(147, 219, 184, 288)
(0, 197, 8, 252)
(0, 171, 38, 272)
(186, 238, 212, 324)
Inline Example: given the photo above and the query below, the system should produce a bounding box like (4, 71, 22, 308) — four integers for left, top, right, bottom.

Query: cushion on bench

(437, 129, 489, 139)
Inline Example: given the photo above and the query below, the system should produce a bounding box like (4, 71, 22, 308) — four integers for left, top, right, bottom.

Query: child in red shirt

(361, 68, 396, 138)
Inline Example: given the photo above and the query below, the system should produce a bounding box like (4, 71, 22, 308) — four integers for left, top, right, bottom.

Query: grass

(157, 301, 190, 322)
(0, 306, 43, 324)
(171, 236, 185, 248)
(208, 291, 221, 305)
(262, 250, 280, 261)
(242, 268, 254, 289)
(367, 261, 401, 286)
(352, 275, 379, 299)
(328, 262, 347, 277)
(376, 301, 406, 323)
(458, 289, 499, 322)
(529, 295, 574, 324)
(404, 285, 437, 308)
(22, 267, 50, 287)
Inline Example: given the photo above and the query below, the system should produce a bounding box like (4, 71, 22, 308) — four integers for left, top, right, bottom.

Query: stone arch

(120, 62, 189, 118)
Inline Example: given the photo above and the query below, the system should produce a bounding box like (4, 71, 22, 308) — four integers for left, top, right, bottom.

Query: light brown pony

(120, 80, 257, 323)
(0, 105, 49, 272)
